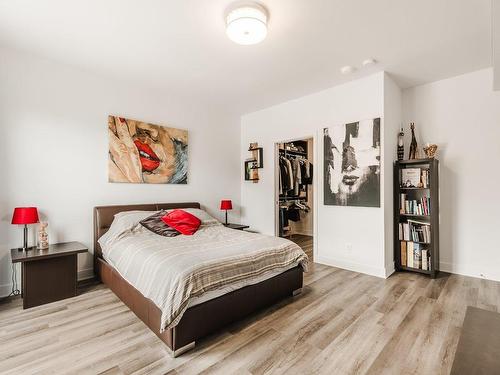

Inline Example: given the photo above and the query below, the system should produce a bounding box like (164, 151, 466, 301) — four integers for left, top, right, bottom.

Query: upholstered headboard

(93, 202, 201, 272)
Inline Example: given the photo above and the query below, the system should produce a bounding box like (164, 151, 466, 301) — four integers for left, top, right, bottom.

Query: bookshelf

(394, 158, 439, 278)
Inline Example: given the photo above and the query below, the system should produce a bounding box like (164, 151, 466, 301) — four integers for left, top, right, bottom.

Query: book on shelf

(420, 169, 430, 188)
(401, 168, 421, 187)
(413, 245, 422, 269)
(399, 220, 431, 243)
(402, 241, 430, 271)
(407, 242, 414, 268)
(399, 194, 431, 215)
(401, 168, 430, 188)
(422, 249, 428, 270)
(400, 241, 407, 266)
(418, 244, 431, 271)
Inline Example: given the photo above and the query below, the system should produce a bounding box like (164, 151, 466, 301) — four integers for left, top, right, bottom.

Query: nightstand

(11, 241, 88, 309)
(224, 223, 250, 231)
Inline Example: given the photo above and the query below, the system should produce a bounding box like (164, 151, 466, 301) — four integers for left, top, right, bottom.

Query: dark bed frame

(93, 202, 304, 357)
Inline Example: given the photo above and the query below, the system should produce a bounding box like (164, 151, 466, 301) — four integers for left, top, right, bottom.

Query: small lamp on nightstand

(11, 207, 39, 251)
(220, 200, 232, 226)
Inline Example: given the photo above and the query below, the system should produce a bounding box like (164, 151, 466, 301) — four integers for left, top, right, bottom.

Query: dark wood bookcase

(394, 158, 439, 278)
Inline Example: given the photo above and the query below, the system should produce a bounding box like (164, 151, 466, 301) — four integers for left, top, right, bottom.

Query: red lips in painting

(134, 140, 161, 172)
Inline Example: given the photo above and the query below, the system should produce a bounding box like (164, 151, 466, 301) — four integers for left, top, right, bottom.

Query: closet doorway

(275, 138, 314, 261)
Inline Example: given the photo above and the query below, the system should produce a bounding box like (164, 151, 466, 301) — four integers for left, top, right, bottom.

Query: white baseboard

(0, 283, 13, 297)
(439, 261, 500, 282)
(385, 263, 395, 278)
(315, 257, 500, 282)
(316, 255, 388, 279)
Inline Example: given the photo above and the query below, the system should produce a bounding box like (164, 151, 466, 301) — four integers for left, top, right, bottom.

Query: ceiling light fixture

(226, 3, 268, 45)
(362, 58, 377, 67)
(340, 65, 356, 75)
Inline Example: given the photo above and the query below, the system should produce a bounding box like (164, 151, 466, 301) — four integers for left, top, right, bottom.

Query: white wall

(494, 0, 500, 90)
(241, 72, 397, 278)
(0, 48, 241, 296)
(403, 68, 500, 281)
(383, 74, 403, 275)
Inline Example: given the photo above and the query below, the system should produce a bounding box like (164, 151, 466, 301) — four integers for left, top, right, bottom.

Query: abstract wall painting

(108, 116, 188, 184)
(323, 118, 381, 207)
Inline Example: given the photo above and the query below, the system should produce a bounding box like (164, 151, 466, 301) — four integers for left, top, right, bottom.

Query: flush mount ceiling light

(226, 3, 268, 45)
(340, 65, 356, 75)
(362, 58, 377, 67)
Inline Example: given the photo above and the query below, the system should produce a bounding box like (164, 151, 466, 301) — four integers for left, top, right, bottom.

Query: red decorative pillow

(161, 209, 201, 235)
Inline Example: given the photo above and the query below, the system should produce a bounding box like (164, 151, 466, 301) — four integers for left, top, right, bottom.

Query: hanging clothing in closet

(279, 153, 313, 197)
(279, 156, 294, 194)
(290, 158, 299, 196)
(301, 160, 313, 185)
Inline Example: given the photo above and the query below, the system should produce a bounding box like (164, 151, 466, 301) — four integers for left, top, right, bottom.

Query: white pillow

(98, 210, 158, 250)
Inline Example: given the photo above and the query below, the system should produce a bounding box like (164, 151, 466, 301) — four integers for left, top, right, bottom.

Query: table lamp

(220, 200, 232, 226)
(11, 207, 39, 251)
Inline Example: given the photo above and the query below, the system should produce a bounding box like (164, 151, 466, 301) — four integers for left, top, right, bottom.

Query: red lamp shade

(11, 207, 39, 225)
(220, 200, 233, 210)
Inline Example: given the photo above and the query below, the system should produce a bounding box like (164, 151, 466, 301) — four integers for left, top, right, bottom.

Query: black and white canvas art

(323, 118, 381, 207)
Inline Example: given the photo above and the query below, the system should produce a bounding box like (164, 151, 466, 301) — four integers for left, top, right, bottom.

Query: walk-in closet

(276, 138, 314, 261)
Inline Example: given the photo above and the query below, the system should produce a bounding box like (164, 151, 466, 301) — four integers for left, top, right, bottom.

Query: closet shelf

(400, 187, 430, 190)
(279, 196, 307, 201)
(279, 149, 307, 156)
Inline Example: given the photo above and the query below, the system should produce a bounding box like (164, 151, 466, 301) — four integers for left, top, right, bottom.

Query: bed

(93, 202, 307, 357)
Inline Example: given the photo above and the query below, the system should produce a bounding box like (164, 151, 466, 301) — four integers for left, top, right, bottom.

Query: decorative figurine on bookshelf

(423, 143, 438, 159)
(408, 122, 419, 160)
(397, 127, 404, 161)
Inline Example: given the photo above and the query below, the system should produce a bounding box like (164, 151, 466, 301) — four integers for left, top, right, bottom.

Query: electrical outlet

(346, 243, 352, 251)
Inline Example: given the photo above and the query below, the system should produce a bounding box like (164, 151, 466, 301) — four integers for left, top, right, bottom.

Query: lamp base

(17, 224, 37, 252)
(16, 246, 37, 252)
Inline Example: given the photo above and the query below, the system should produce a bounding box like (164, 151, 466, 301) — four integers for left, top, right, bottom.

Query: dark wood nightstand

(224, 223, 250, 231)
(11, 241, 88, 309)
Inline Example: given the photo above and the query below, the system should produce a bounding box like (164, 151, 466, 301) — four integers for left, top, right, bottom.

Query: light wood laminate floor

(1, 263, 499, 375)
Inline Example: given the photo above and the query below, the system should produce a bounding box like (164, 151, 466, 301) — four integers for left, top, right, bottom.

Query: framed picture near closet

(323, 117, 381, 207)
(244, 160, 259, 181)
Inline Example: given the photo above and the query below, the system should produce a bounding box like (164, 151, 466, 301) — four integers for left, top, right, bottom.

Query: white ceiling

(0, 0, 492, 114)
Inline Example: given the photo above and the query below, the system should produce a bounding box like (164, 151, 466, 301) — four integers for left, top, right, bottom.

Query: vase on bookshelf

(423, 143, 438, 159)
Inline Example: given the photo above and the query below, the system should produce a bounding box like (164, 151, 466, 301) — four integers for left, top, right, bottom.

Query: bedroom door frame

(274, 135, 318, 262)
